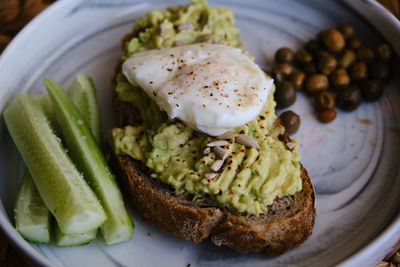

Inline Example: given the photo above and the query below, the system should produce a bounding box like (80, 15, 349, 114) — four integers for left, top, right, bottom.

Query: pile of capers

(272, 23, 393, 131)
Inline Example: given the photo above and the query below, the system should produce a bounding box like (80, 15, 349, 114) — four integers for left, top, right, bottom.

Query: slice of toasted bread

(109, 98, 316, 256)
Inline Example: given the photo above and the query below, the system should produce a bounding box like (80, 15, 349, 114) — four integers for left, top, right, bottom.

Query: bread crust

(109, 98, 316, 256)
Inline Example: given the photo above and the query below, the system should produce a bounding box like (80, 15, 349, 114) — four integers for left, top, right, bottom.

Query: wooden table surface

(0, 0, 399, 266)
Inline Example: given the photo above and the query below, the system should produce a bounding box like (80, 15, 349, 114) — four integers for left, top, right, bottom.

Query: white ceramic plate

(1, 0, 399, 266)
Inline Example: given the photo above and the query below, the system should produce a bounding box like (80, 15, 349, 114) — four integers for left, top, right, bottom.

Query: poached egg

(122, 43, 273, 136)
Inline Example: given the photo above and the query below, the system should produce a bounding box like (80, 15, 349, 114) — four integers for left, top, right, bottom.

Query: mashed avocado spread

(109, 0, 302, 215)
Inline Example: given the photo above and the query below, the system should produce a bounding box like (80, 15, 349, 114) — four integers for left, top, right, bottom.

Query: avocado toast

(108, 0, 315, 255)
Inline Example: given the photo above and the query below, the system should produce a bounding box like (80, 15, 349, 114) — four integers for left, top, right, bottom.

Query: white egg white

(122, 43, 273, 136)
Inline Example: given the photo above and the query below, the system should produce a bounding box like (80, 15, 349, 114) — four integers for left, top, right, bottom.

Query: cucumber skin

(15, 171, 51, 243)
(68, 74, 102, 144)
(44, 78, 134, 244)
(4, 93, 107, 234)
(55, 223, 97, 247)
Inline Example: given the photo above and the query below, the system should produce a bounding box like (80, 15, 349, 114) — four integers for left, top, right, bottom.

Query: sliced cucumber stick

(44, 78, 134, 245)
(55, 223, 97, 247)
(15, 171, 51, 243)
(4, 93, 107, 234)
(35, 94, 53, 118)
(68, 74, 102, 144)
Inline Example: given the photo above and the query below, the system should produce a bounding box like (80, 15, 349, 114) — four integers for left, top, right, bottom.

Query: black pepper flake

(201, 160, 206, 164)
(202, 104, 206, 108)
(228, 160, 233, 164)
(259, 115, 265, 120)
(228, 166, 231, 170)
(191, 150, 196, 154)
(153, 92, 156, 96)
(150, 81, 153, 84)
(176, 104, 180, 107)
(167, 68, 173, 71)
(239, 130, 245, 134)
(170, 54, 174, 57)
(210, 93, 213, 96)
(218, 190, 222, 196)
(179, 144, 184, 147)
(168, 91, 173, 95)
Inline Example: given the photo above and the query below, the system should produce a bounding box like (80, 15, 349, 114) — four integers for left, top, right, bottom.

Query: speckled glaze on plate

(0, 0, 399, 266)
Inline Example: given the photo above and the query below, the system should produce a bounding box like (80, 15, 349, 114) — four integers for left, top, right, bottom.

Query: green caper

(317, 109, 337, 123)
(290, 71, 306, 90)
(348, 37, 362, 50)
(315, 91, 335, 111)
(338, 24, 355, 39)
(338, 49, 356, 69)
(331, 68, 350, 88)
(375, 43, 392, 62)
(323, 29, 345, 53)
(302, 62, 317, 75)
(274, 81, 296, 108)
(336, 85, 362, 111)
(272, 63, 293, 82)
(369, 61, 392, 81)
(360, 80, 383, 101)
(305, 74, 329, 94)
(279, 111, 300, 135)
(305, 39, 320, 53)
(350, 62, 368, 81)
(275, 47, 295, 64)
(357, 47, 375, 63)
(318, 54, 337, 75)
(295, 49, 313, 66)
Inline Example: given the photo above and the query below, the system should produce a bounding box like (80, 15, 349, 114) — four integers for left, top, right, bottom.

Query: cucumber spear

(44, 78, 134, 244)
(4, 93, 107, 234)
